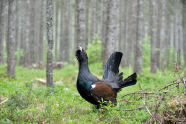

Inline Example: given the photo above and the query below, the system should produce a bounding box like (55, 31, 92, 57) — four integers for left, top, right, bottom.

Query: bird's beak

(79, 46, 82, 51)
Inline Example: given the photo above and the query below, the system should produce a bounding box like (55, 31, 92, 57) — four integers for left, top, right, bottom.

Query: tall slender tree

(150, 0, 158, 73)
(125, 1, 132, 67)
(156, 0, 161, 69)
(30, 0, 36, 63)
(74, 1, 77, 52)
(160, 0, 167, 72)
(54, 0, 59, 61)
(183, 1, 186, 67)
(144, 0, 150, 36)
(115, 0, 120, 51)
(103, 0, 119, 68)
(39, 0, 46, 62)
(46, 0, 54, 89)
(19, 0, 26, 65)
(34, 0, 41, 62)
(15, 0, 22, 61)
(101, 0, 108, 69)
(177, 0, 182, 66)
(174, 1, 178, 59)
(134, 0, 144, 73)
(60, 1, 64, 61)
(85, 0, 90, 49)
(24, 0, 31, 67)
(64, 0, 70, 62)
(121, 0, 127, 68)
(76, 0, 85, 48)
(90, 0, 96, 42)
(7, 0, 16, 77)
(0, 0, 6, 64)
(131, 0, 138, 68)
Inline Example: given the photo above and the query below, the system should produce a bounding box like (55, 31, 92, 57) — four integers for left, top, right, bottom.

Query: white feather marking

(79, 46, 82, 51)
(91, 84, 96, 89)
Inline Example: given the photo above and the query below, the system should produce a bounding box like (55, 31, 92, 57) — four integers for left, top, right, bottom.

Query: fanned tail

(102, 52, 123, 80)
(120, 73, 137, 88)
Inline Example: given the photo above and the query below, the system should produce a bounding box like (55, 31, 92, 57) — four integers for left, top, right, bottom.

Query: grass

(0, 62, 185, 124)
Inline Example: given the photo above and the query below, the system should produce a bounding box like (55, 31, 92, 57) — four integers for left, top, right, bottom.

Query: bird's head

(76, 46, 88, 62)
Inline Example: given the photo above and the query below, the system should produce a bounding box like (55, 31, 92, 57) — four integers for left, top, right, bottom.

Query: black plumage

(76, 46, 137, 108)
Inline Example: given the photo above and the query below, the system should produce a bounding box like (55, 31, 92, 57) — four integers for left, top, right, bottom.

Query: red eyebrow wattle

(84, 51, 87, 55)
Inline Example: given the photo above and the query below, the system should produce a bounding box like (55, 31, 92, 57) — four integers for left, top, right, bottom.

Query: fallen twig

(142, 101, 152, 116)
(145, 95, 165, 124)
(119, 99, 131, 103)
(159, 82, 181, 91)
(164, 117, 186, 123)
(0, 98, 8, 106)
(121, 91, 155, 98)
(35, 78, 46, 84)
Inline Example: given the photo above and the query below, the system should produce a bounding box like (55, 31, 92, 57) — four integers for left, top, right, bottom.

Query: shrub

(86, 35, 103, 64)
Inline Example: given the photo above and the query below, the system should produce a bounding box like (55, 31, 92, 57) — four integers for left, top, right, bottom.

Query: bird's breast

(76, 79, 99, 104)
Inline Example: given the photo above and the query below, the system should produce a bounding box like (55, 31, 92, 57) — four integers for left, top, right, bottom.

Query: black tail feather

(102, 52, 123, 80)
(121, 73, 137, 88)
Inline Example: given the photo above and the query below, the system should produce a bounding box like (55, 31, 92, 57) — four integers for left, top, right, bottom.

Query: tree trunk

(39, 0, 46, 62)
(183, 2, 186, 67)
(101, 0, 108, 69)
(156, 0, 161, 69)
(68, 0, 74, 50)
(15, 0, 18, 51)
(30, 0, 35, 64)
(177, 0, 182, 66)
(126, 1, 132, 67)
(7, 0, 16, 78)
(64, 0, 70, 62)
(166, 0, 173, 68)
(19, 0, 26, 65)
(85, 0, 90, 48)
(0, 0, 6, 64)
(34, 0, 41, 62)
(16, 0, 22, 64)
(144, 0, 150, 36)
(103, 0, 119, 68)
(160, 0, 167, 72)
(60, 1, 64, 61)
(134, 0, 144, 74)
(121, 0, 127, 68)
(131, 0, 137, 68)
(76, 0, 85, 49)
(90, 0, 96, 42)
(165, 7, 171, 68)
(74, 1, 77, 54)
(150, 0, 158, 73)
(55, 0, 59, 61)
(24, 0, 31, 67)
(119, 0, 123, 51)
(115, 0, 120, 51)
(174, 0, 178, 55)
(46, 0, 54, 89)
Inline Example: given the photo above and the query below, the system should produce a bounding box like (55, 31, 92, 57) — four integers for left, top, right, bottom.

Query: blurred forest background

(0, 0, 186, 76)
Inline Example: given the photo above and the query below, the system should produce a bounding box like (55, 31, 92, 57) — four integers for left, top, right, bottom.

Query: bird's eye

(83, 51, 87, 56)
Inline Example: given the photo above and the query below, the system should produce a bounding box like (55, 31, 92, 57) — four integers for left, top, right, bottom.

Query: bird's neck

(78, 60, 98, 83)
(79, 60, 91, 74)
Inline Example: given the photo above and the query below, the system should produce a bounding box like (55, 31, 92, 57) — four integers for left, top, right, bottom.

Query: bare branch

(0, 98, 8, 106)
(121, 91, 155, 98)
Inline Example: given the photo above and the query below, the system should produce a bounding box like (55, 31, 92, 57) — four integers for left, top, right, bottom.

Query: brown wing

(90, 81, 117, 105)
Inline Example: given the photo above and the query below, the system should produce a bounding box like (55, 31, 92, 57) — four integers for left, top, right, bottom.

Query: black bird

(76, 46, 137, 109)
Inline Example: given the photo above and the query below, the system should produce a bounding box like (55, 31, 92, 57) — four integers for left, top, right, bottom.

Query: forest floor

(0, 62, 186, 124)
